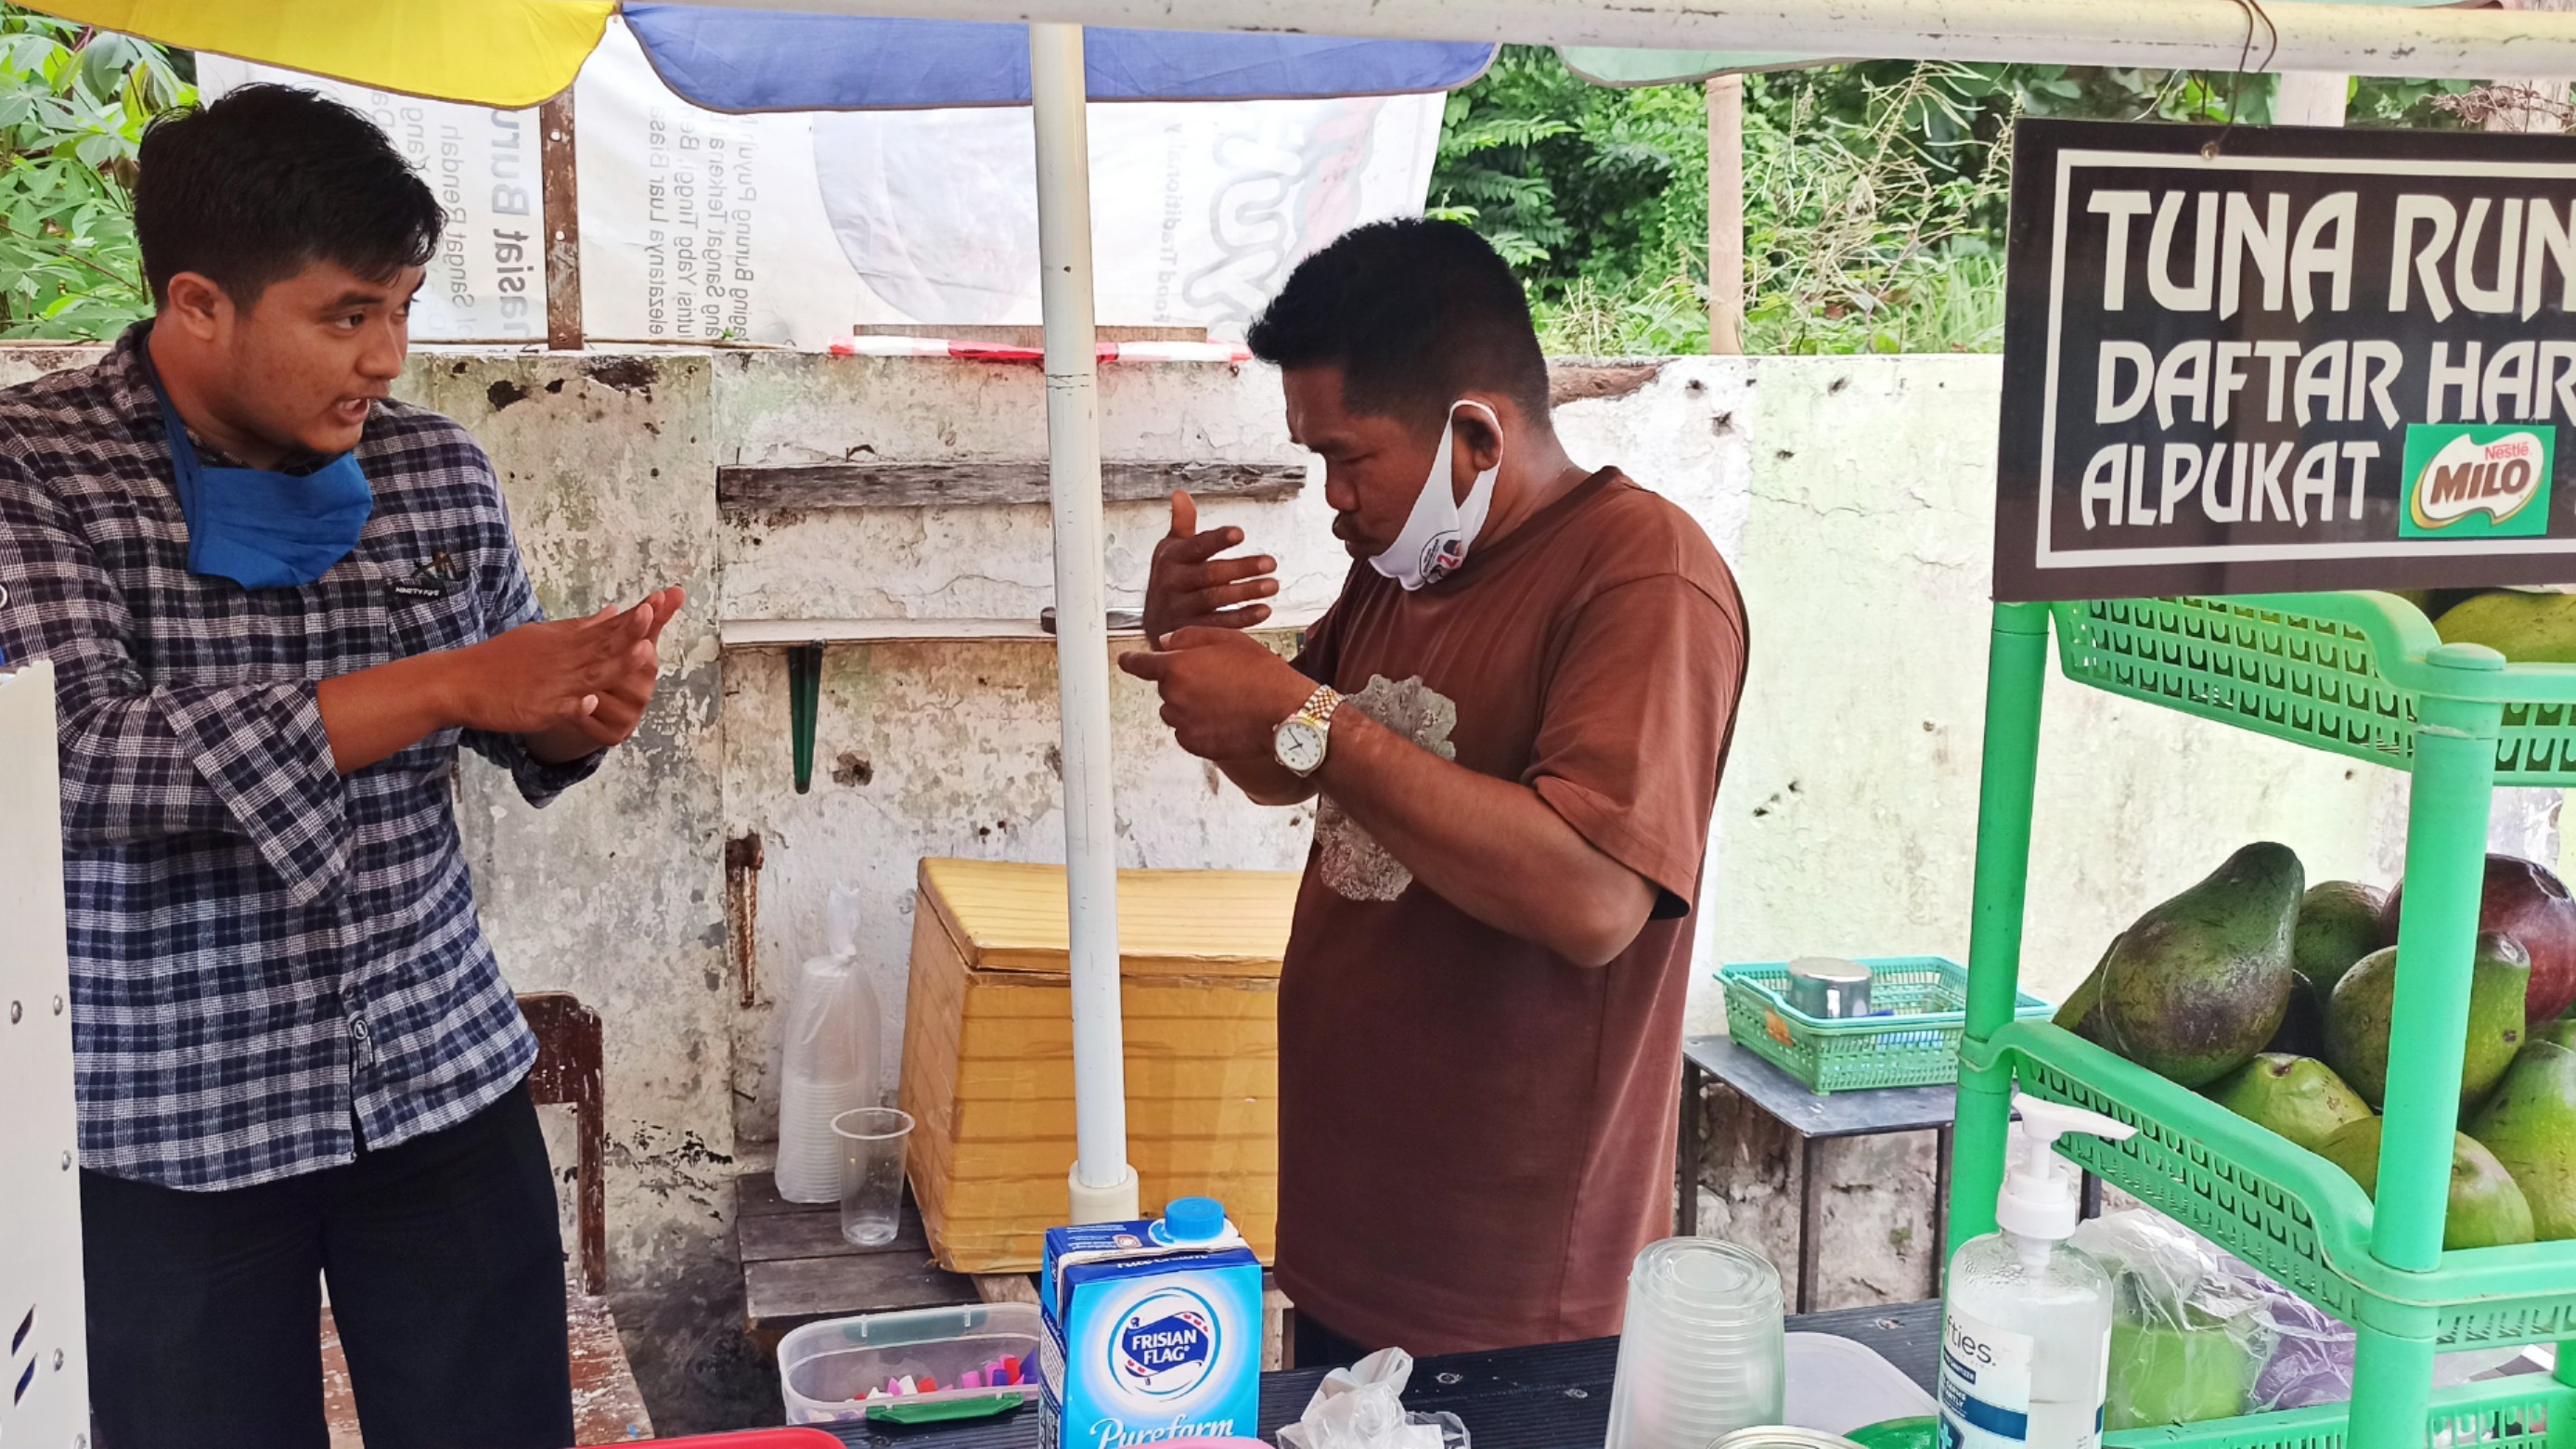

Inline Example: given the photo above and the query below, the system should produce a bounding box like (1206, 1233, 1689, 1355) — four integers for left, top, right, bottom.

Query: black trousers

(81, 1081, 573, 1449)
(1292, 1312, 1372, 1373)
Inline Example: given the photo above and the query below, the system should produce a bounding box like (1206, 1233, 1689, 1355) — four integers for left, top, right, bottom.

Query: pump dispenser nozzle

(1997, 1093, 2135, 1243)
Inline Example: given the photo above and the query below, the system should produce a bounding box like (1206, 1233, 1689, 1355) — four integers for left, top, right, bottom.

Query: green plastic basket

(2053, 592, 2576, 785)
(1964, 1020, 2576, 1350)
(1719, 957, 2050, 1093)
(2102, 1376, 2573, 1448)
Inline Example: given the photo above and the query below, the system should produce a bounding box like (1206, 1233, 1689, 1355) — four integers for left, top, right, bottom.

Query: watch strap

(1297, 684, 1342, 729)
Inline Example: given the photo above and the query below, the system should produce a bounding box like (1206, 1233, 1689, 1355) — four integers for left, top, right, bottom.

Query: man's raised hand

(1140, 490, 1280, 645)
(441, 587, 684, 743)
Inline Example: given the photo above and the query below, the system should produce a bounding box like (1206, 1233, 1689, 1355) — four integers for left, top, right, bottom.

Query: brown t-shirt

(1277, 467, 1748, 1355)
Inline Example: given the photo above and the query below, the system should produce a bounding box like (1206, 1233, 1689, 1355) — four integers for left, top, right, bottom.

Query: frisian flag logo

(1112, 1287, 1219, 1399)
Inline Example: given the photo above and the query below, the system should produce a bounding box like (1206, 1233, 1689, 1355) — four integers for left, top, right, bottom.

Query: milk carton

(1038, 1197, 1263, 1449)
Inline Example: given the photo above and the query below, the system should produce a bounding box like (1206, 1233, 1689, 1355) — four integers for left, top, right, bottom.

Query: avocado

(2057, 934, 2117, 1045)
(2317, 1117, 2536, 1249)
(2206, 1054, 2374, 1153)
(2106, 1315, 2249, 1430)
(2435, 590, 2576, 662)
(2095, 844, 2303, 1088)
(2323, 933, 2530, 1111)
(2294, 881, 2389, 997)
(2467, 1041, 2576, 1241)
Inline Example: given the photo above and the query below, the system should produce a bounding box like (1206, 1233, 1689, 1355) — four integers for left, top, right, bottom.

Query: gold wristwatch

(1272, 684, 1342, 778)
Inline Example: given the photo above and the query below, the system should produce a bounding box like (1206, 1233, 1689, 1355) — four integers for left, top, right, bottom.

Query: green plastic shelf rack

(1949, 591, 2576, 1449)
(1960, 1021, 2576, 1348)
(2101, 1377, 2571, 1448)
(2052, 592, 2576, 786)
(1719, 957, 2052, 1093)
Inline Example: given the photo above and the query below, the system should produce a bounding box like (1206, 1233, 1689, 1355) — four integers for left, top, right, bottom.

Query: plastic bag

(2072, 1211, 2282, 1430)
(1275, 1348, 1469, 1449)
(2222, 1266, 2356, 1414)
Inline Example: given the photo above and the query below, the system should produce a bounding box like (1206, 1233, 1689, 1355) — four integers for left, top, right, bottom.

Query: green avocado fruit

(2095, 844, 2303, 1088)
(2466, 1041, 2576, 1241)
(2323, 933, 2530, 1111)
(2057, 935, 2116, 1046)
(2317, 1118, 2537, 1249)
(2293, 881, 2389, 997)
(2106, 1317, 2249, 1430)
(2206, 1053, 2374, 1153)
(2435, 590, 2576, 663)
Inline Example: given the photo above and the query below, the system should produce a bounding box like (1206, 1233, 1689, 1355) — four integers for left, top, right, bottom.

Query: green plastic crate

(2053, 592, 2576, 785)
(2102, 1376, 2573, 1448)
(1963, 1020, 2576, 1351)
(1719, 957, 2051, 1093)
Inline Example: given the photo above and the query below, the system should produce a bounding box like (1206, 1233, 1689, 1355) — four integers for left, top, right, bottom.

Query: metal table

(1676, 1034, 1959, 1314)
(814, 1299, 1941, 1449)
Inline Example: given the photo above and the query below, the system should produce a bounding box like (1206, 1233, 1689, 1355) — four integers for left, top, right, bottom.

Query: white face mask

(1370, 400, 1502, 591)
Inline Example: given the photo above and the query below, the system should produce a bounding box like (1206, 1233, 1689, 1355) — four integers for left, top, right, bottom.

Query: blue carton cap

(1159, 1197, 1226, 1243)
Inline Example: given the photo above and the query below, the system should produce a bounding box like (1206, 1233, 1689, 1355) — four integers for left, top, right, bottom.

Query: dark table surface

(817, 1299, 1939, 1449)
(1683, 1035, 1958, 1139)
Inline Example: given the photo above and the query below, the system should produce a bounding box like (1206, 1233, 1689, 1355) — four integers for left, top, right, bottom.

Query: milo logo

(2402, 424, 2556, 538)
(1111, 1287, 1219, 1399)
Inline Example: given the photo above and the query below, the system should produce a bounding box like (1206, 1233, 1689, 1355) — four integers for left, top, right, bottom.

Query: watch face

(1275, 718, 1326, 774)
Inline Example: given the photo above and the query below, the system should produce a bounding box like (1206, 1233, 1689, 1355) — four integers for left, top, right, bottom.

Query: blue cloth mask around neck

(143, 350, 373, 589)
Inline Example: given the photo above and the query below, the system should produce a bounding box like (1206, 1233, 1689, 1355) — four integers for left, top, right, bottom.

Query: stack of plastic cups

(1603, 1238, 1785, 1449)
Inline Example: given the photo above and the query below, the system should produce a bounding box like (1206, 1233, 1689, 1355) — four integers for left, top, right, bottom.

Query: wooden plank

(851, 324, 1211, 345)
(566, 1292, 655, 1443)
(718, 459, 1307, 511)
(744, 1251, 980, 1337)
(736, 1168, 806, 1219)
(539, 90, 583, 351)
(739, 1203, 931, 1263)
(717, 612, 1313, 650)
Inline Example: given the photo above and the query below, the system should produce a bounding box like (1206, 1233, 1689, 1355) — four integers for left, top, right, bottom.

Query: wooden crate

(899, 858, 1294, 1274)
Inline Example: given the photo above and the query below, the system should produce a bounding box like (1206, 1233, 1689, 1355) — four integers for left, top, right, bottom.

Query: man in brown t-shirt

(1120, 219, 1747, 1360)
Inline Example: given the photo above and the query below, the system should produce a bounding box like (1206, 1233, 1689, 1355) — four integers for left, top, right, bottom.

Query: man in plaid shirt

(0, 87, 680, 1447)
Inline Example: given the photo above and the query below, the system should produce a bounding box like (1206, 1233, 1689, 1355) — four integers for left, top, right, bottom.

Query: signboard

(1997, 118, 2576, 601)
(204, 19, 1445, 348)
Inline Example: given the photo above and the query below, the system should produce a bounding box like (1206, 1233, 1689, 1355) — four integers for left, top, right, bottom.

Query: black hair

(1246, 218, 1551, 435)
(135, 84, 444, 308)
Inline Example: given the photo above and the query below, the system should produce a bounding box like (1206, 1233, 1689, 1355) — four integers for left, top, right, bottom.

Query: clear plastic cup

(1605, 1238, 1785, 1449)
(831, 1106, 914, 1248)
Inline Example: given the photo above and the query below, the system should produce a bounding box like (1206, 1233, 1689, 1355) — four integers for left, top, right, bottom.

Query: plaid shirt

(0, 325, 597, 1192)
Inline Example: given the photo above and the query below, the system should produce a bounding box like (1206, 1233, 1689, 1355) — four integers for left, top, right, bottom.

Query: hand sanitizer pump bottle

(1938, 1094, 2136, 1449)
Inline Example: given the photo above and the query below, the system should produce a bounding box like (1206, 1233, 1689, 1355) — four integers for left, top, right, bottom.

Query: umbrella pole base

(1068, 1161, 1141, 1225)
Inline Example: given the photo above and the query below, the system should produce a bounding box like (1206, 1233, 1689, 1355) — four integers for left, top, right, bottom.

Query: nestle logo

(1112, 1288, 1218, 1399)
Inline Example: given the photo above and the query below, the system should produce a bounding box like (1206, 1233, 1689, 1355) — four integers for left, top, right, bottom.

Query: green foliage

(0, 8, 191, 340)
(1432, 48, 2479, 356)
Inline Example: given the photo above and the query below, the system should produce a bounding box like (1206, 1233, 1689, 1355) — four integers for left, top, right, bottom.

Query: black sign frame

(1997, 118, 2576, 602)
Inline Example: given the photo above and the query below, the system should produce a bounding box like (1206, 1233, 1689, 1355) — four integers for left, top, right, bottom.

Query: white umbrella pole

(1031, 19, 1140, 1226)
